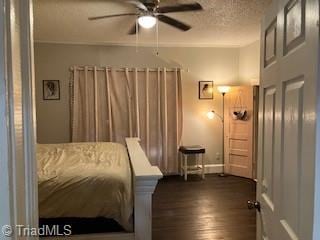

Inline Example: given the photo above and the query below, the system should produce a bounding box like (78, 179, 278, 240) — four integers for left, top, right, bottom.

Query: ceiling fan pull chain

(156, 18, 159, 56)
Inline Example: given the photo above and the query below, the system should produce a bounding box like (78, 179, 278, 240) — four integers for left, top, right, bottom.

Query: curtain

(70, 66, 183, 174)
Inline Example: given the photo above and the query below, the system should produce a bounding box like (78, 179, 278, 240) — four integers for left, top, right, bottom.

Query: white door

(257, 0, 320, 239)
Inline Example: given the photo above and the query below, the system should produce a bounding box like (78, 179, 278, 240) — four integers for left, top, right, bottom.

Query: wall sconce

(207, 110, 223, 121)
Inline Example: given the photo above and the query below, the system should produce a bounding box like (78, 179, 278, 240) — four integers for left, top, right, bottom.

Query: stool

(179, 145, 205, 181)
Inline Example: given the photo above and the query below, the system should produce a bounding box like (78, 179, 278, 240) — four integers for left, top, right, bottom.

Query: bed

(37, 142, 133, 231)
(37, 138, 163, 240)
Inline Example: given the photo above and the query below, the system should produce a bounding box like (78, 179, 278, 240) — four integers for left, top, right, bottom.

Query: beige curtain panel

(70, 66, 183, 174)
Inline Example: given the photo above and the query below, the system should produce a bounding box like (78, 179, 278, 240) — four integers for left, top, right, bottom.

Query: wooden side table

(179, 145, 206, 181)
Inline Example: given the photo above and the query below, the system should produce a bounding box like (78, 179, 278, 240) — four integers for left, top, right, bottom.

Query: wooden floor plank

(152, 174, 256, 240)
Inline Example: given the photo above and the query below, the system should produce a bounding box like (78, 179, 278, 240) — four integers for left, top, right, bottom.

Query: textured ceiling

(34, 0, 272, 47)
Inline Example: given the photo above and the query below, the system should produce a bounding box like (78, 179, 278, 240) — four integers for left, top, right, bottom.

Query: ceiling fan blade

(125, 0, 148, 11)
(157, 14, 191, 31)
(88, 13, 138, 21)
(157, 3, 203, 13)
(128, 22, 140, 35)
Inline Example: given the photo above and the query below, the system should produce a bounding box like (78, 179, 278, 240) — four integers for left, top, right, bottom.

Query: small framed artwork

(43, 80, 60, 100)
(199, 81, 214, 99)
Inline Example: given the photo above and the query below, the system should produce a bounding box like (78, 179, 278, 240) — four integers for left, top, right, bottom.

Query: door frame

(0, 0, 38, 239)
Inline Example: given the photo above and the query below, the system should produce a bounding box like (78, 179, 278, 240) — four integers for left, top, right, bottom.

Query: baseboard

(164, 164, 224, 176)
(205, 164, 224, 174)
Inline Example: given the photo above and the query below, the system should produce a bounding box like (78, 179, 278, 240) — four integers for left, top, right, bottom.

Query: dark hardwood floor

(152, 174, 256, 240)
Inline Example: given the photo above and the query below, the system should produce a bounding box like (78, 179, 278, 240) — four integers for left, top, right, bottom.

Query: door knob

(247, 200, 261, 212)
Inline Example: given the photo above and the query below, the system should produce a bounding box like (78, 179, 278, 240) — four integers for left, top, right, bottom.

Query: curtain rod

(69, 66, 189, 73)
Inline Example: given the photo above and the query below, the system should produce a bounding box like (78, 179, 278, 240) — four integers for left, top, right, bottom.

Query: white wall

(239, 40, 260, 85)
(34, 42, 259, 165)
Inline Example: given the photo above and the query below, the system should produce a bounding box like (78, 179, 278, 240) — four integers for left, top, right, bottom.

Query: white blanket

(37, 142, 133, 231)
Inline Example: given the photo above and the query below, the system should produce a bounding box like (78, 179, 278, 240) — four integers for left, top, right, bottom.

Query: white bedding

(37, 142, 133, 231)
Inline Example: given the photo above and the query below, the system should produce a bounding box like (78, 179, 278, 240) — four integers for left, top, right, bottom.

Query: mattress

(37, 142, 133, 231)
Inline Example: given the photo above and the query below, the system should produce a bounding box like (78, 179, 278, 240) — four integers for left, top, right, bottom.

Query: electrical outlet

(216, 152, 220, 160)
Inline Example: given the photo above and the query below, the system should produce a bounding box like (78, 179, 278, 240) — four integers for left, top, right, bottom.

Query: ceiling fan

(88, 0, 203, 35)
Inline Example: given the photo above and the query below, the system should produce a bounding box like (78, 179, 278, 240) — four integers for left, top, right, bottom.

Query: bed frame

(45, 138, 163, 240)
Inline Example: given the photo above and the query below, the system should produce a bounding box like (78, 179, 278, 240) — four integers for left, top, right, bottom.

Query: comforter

(37, 142, 133, 231)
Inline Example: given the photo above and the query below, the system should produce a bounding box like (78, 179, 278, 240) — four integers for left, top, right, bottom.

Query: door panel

(258, 0, 319, 239)
(264, 19, 277, 67)
(260, 86, 277, 240)
(280, 78, 304, 240)
(262, 87, 276, 209)
(283, 0, 305, 55)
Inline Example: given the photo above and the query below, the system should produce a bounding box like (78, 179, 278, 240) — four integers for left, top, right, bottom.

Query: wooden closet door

(224, 86, 256, 179)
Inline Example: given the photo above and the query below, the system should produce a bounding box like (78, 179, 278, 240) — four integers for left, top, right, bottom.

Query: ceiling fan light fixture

(138, 15, 157, 29)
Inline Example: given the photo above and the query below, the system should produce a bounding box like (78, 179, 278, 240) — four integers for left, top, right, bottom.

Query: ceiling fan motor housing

(141, 0, 160, 11)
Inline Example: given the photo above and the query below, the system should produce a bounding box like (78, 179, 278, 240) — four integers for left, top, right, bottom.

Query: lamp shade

(207, 111, 215, 120)
(217, 86, 231, 94)
(138, 16, 157, 29)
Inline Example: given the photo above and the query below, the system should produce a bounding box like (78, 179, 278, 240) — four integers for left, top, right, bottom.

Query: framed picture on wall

(43, 80, 60, 100)
(199, 81, 214, 99)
